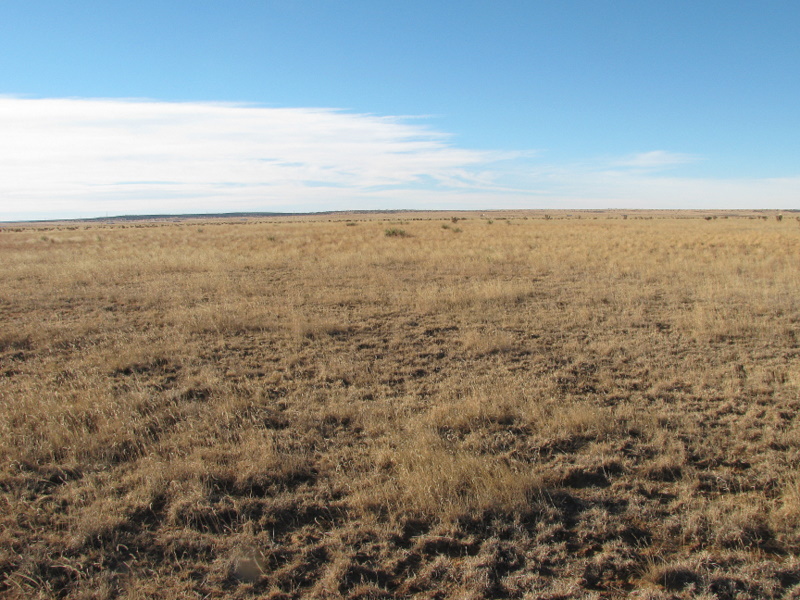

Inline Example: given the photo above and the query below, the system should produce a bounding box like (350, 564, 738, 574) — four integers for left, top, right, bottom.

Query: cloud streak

(610, 150, 698, 170)
(0, 97, 503, 217)
(0, 97, 797, 220)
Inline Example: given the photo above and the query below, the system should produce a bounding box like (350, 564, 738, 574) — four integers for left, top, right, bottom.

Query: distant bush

(385, 228, 410, 237)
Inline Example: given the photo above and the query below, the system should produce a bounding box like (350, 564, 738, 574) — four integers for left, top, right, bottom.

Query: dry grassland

(1, 212, 800, 599)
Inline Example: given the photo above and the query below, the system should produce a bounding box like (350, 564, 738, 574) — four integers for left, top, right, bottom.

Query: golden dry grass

(1, 211, 800, 599)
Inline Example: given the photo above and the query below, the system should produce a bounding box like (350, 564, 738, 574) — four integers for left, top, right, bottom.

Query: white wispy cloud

(0, 97, 797, 220)
(0, 97, 503, 218)
(610, 150, 698, 170)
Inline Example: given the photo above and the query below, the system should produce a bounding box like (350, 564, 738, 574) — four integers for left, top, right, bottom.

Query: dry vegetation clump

(1, 213, 800, 599)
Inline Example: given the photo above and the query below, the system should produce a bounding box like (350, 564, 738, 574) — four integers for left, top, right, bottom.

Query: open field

(2, 211, 800, 599)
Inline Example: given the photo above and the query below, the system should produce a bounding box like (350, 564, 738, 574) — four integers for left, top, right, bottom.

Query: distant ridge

(3, 208, 793, 224)
(84, 212, 298, 221)
(8, 209, 422, 224)
(91, 209, 417, 221)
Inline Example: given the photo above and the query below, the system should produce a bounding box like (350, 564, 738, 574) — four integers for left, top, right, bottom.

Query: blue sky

(1, 1, 799, 219)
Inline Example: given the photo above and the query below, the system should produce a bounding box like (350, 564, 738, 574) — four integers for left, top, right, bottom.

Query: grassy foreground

(2, 212, 800, 599)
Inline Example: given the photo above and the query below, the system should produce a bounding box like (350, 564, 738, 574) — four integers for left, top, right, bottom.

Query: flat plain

(2, 211, 800, 599)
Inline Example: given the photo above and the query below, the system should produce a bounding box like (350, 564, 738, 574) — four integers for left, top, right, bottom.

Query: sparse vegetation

(1, 212, 800, 599)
